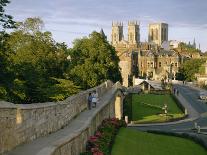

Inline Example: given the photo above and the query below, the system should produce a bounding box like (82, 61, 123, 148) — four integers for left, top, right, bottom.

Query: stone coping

(0, 80, 113, 110)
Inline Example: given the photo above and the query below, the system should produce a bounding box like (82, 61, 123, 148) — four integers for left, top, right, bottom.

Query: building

(148, 23, 168, 46)
(161, 40, 180, 50)
(111, 21, 182, 86)
(111, 21, 140, 87)
(138, 49, 181, 81)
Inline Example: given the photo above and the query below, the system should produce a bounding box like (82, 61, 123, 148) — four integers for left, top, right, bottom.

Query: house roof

(135, 79, 163, 90)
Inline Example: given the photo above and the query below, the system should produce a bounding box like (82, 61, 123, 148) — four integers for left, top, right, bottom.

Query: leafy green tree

(178, 59, 206, 81)
(15, 17, 44, 34)
(68, 31, 122, 89)
(0, 0, 15, 100)
(0, 0, 15, 30)
(178, 42, 201, 53)
(2, 17, 78, 103)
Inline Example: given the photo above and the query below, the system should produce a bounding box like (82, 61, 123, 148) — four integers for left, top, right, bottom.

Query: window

(147, 62, 150, 68)
(141, 62, 143, 68)
(114, 34, 116, 41)
(151, 29, 154, 40)
(151, 62, 153, 68)
(159, 62, 161, 67)
(130, 33, 133, 42)
(172, 63, 174, 67)
(175, 63, 178, 67)
(165, 61, 168, 65)
(155, 29, 158, 40)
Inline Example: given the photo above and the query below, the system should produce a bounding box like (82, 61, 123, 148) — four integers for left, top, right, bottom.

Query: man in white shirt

(92, 90, 98, 108)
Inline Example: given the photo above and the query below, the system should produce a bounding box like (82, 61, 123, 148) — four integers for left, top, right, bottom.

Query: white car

(199, 91, 207, 100)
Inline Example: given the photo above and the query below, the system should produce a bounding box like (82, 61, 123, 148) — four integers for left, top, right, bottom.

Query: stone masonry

(0, 81, 114, 154)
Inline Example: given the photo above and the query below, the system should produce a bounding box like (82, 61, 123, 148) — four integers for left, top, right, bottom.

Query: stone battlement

(128, 20, 139, 26)
(112, 21, 123, 27)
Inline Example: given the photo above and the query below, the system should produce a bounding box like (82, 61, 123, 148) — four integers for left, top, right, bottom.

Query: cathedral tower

(128, 21, 140, 44)
(148, 23, 168, 46)
(111, 22, 123, 46)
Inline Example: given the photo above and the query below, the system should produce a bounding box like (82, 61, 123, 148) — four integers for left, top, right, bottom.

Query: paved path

(6, 87, 117, 155)
(128, 84, 207, 147)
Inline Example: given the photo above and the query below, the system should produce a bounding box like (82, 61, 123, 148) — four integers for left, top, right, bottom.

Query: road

(128, 84, 207, 141)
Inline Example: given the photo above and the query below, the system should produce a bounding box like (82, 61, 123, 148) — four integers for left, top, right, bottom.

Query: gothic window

(164, 28, 167, 40)
(156, 29, 158, 40)
(154, 29, 156, 40)
(114, 34, 116, 41)
(130, 33, 133, 42)
(151, 29, 154, 40)
(175, 63, 178, 67)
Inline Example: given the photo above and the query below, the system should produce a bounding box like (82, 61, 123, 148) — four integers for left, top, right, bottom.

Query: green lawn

(131, 94, 184, 123)
(111, 128, 207, 155)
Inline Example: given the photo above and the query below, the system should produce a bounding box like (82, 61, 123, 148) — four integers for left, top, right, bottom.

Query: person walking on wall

(92, 90, 98, 108)
(177, 89, 179, 96)
(88, 92, 92, 110)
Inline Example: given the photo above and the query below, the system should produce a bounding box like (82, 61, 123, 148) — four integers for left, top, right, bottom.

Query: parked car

(199, 91, 207, 100)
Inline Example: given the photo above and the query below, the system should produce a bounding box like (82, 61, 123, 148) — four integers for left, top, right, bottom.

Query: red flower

(95, 131, 102, 138)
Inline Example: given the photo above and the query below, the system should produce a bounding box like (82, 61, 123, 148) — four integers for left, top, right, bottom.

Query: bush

(81, 118, 126, 155)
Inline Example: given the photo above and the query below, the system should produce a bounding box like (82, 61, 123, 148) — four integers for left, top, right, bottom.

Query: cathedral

(111, 21, 182, 87)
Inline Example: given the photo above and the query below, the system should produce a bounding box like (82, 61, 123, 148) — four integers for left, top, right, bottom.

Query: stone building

(148, 23, 168, 46)
(138, 50, 181, 81)
(111, 21, 140, 86)
(111, 21, 182, 86)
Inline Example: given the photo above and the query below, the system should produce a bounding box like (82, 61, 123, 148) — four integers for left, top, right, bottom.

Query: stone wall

(48, 85, 124, 155)
(0, 81, 113, 154)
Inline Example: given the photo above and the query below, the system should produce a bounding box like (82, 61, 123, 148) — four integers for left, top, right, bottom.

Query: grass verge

(111, 128, 207, 155)
(129, 93, 184, 123)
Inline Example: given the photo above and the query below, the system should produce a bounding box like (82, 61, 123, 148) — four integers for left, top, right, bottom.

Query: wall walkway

(1, 81, 124, 155)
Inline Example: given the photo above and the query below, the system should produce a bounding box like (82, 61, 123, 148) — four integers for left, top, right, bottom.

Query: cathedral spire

(100, 28, 107, 40)
(193, 38, 196, 48)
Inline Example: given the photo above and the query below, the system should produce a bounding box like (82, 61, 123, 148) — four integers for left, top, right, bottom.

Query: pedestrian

(173, 88, 176, 94)
(92, 90, 98, 108)
(88, 92, 92, 110)
(177, 89, 179, 96)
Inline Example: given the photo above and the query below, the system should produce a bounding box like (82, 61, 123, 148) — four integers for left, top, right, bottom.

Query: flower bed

(80, 118, 126, 155)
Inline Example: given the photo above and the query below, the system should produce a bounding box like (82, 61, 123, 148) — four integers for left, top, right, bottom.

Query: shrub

(81, 118, 126, 155)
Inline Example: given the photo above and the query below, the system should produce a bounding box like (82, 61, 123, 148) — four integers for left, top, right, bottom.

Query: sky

(5, 0, 207, 52)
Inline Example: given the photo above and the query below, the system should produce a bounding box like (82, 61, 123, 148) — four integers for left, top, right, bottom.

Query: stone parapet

(0, 80, 113, 154)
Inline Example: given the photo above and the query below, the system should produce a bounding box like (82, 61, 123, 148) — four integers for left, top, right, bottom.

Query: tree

(15, 17, 44, 34)
(68, 31, 122, 89)
(178, 42, 201, 53)
(178, 59, 206, 81)
(1, 17, 78, 103)
(0, 0, 15, 30)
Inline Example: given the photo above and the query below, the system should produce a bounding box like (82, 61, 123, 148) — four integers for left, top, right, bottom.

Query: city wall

(0, 81, 114, 154)
(49, 88, 124, 155)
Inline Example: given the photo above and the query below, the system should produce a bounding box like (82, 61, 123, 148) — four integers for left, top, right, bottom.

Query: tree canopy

(178, 58, 206, 81)
(178, 42, 201, 53)
(0, 17, 122, 103)
(68, 31, 122, 89)
(0, 17, 79, 103)
(0, 0, 15, 30)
